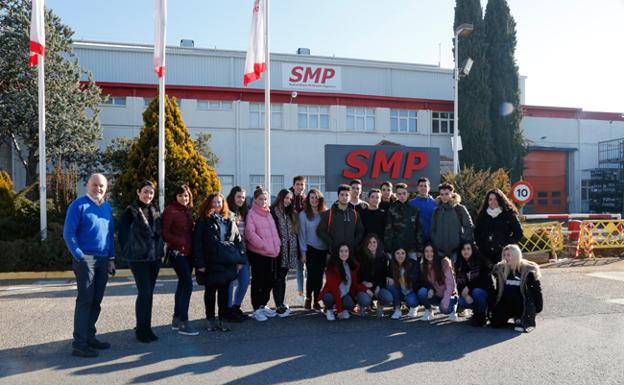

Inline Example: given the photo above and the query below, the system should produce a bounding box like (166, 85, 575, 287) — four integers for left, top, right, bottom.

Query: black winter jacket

(357, 251, 389, 292)
(193, 212, 246, 286)
(454, 256, 494, 294)
(475, 210, 523, 265)
(118, 201, 164, 262)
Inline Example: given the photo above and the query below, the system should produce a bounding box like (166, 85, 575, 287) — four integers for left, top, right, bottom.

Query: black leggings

(204, 282, 229, 320)
(249, 250, 278, 310)
(305, 246, 328, 302)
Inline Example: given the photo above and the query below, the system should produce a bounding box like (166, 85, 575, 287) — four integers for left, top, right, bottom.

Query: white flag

(243, 0, 266, 86)
(29, 0, 45, 67)
(153, 0, 167, 77)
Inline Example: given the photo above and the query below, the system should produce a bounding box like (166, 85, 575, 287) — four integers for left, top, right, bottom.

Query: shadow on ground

(0, 313, 521, 384)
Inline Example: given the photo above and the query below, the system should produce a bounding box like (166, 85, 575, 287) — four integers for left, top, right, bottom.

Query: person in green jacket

(430, 183, 474, 262)
(384, 183, 424, 260)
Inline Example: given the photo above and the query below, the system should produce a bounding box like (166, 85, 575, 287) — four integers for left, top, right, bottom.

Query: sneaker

(313, 302, 322, 312)
(71, 346, 99, 358)
(224, 307, 245, 323)
(87, 338, 110, 350)
(325, 309, 336, 321)
(420, 309, 433, 321)
(297, 294, 306, 306)
(448, 310, 459, 322)
(147, 329, 159, 341)
(276, 306, 291, 318)
(391, 309, 402, 320)
(407, 307, 418, 318)
(470, 313, 487, 327)
(178, 321, 199, 336)
(171, 316, 180, 331)
(376, 306, 385, 318)
(208, 318, 231, 332)
(340, 310, 350, 320)
(457, 308, 466, 317)
(304, 298, 312, 310)
(253, 309, 268, 322)
(262, 306, 277, 318)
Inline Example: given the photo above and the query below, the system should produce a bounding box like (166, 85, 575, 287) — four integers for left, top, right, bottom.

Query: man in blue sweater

(63, 173, 116, 358)
(408, 177, 437, 242)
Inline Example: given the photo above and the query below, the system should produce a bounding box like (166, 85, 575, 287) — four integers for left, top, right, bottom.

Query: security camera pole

(453, 23, 473, 175)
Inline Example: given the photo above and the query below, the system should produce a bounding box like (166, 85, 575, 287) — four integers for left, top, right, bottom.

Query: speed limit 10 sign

(511, 181, 534, 205)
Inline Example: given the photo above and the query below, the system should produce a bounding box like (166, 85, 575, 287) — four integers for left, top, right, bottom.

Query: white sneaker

(420, 309, 432, 321)
(448, 310, 459, 322)
(325, 310, 335, 321)
(262, 306, 277, 318)
(391, 309, 402, 320)
(253, 309, 268, 322)
(277, 306, 291, 318)
(340, 310, 350, 319)
(297, 295, 305, 305)
(407, 307, 418, 318)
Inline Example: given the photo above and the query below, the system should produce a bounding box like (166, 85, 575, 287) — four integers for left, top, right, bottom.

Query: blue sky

(46, 0, 624, 113)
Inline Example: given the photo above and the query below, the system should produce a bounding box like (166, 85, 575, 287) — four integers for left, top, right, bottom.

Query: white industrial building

(2, 40, 623, 213)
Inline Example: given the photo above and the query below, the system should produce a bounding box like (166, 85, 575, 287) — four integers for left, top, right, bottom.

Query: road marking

(587, 272, 624, 282)
(33, 280, 74, 286)
(0, 286, 42, 292)
(606, 298, 624, 305)
(132, 283, 164, 289)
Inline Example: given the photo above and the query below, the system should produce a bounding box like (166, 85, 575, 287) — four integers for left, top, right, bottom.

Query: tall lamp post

(453, 23, 474, 175)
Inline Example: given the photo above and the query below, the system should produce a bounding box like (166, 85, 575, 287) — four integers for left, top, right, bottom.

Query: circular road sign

(511, 181, 534, 205)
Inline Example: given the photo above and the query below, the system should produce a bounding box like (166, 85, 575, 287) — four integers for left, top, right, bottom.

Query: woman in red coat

(320, 243, 372, 321)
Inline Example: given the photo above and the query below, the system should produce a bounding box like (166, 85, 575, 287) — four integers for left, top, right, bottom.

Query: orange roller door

(523, 151, 567, 214)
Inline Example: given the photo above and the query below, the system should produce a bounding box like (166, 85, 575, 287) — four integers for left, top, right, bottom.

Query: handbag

(215, 241, 244, 265)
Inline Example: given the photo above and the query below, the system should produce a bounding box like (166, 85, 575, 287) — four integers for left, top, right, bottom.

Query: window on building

(432, 111, 454, 134)
(305, 175, 326, 195)
(102, 97, 127, 106)
(537, 191, 548, 206)
(249, 103, 283, 129)
(197, 100, 233, 110)
(298, 105, 329, 129)
(218, 175, 234, 194)
(581, 179, 590, 201)
(249, 174, 285, 196)
(346, 107, 375, 131)
(390, 109, 418, 133)
(551, 191, 562, 206)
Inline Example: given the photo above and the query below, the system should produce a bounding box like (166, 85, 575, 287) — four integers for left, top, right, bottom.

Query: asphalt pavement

(1, 258, 624, 385)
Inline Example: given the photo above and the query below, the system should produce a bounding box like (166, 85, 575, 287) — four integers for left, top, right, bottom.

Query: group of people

(63, 173, 543, 358)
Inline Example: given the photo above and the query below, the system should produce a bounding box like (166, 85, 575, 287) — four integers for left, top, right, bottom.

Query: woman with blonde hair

(490, 244, 543, 333)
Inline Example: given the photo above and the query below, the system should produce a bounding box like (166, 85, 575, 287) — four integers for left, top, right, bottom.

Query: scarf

(487, 207, 503, 218)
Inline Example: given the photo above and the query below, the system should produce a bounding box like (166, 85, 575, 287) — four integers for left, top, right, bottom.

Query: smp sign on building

(282, 63, 342, 91)
(325, 145, 440, 191)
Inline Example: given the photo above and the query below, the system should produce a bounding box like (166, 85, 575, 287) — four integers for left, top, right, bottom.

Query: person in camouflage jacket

(384, 183, 424, 258)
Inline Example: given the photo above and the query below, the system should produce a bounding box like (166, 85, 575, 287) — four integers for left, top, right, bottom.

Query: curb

(0, 268, 179, 281)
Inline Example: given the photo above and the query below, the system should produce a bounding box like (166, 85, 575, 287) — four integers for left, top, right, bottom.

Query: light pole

(453, 23, 473, 175)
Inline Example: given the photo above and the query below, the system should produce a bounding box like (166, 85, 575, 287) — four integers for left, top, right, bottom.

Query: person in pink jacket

(245, 186, 281, 322)
(417, 243, 459, 322)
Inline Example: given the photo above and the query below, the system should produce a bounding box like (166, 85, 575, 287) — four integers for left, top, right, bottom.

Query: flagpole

(264, 0, 271, 195)
(38, 55, 47, 241)
(158, 74, 165, 211)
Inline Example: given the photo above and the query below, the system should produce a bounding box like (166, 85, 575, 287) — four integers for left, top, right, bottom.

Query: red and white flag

(153, 0, 167, 77)
(29, 0, 45, 67)
(243, 0, 266, 86)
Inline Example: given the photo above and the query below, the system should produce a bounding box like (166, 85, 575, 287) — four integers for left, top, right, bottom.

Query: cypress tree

(484, 0, 526, 180)
(112, 96, 220, 209)
(454, 0, 494, 170)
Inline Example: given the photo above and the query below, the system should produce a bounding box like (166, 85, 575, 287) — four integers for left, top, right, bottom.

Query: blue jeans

(387, 285, 419, 308)
(458, 287, 489, 314)
(417, 287, 458, 314)
(376, 288, 394, 308)
(323, 291, 371, 311)
(170, 253, 193, 322)
(72, 255, 109, 349)
(296, 259, 305, 294)
(229, 262, 250, 307)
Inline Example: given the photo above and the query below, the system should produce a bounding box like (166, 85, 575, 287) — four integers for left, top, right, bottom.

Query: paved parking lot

(1, 259, 624, 385)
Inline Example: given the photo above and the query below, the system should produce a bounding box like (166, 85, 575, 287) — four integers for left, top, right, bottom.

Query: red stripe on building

(86, 81, 455, 111)
(523, 105, 624, 122)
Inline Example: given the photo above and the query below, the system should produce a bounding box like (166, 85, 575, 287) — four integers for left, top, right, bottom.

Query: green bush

(0, 223, 72, 272)
(112, 96, 220, 210)
(442, 166, 511, 219)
